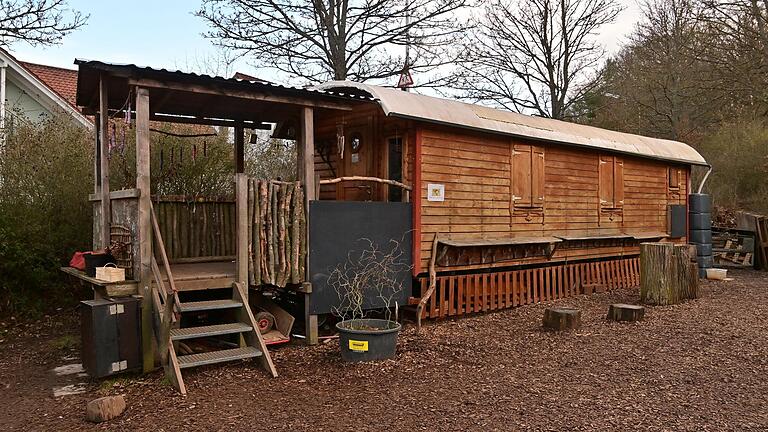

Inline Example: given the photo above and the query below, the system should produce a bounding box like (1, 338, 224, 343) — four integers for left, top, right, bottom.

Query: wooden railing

(319, 176, 412, 202)
(148, 201, 182, 383)
(153, 197, 236, 262)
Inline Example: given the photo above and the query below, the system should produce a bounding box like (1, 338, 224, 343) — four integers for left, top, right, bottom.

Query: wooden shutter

(668, 167, 680, 189)
(531, 146, 545, 207)
(599, 155, 614, 207)
(613, 158, 624, 207)
(512, 145, 532, 207)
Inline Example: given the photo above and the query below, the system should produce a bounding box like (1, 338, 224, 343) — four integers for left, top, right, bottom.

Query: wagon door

(339, 125, 375, 201)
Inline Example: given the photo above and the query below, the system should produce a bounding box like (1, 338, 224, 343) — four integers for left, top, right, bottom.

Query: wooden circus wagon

(65, 60, 707, 394)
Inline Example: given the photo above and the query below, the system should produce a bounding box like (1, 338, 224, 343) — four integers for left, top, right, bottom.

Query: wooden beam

(235, 173, 249, 291)
(135, 86, 154, 373)
(412, 127, 422, 277)
(98, 76, 110, 249)
(128, 77, 356, 111)
(298, 107, 318, 345)
(235, 125, 245, 173)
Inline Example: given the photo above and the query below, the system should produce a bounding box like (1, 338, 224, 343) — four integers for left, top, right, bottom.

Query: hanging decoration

(336, 122, 345, 159)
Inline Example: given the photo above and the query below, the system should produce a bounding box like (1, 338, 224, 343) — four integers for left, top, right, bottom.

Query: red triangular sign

(397, 70, 414, 88)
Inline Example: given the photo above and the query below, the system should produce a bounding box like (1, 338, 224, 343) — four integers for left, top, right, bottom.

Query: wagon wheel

(254, 311, 275, 334)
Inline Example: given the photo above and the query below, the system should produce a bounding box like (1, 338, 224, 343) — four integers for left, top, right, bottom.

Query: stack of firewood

(247, 179, 306, 287)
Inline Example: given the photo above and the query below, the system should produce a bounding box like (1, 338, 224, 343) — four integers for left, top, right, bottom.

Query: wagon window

(511, 144, 545, 210)
(599, 155, 624, 210)
(668, 167, 680, 190)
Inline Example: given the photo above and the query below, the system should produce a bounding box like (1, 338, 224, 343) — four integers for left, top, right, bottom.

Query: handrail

(319, 176, 412, 191)
(416, 233, 441, 331)
(149, 200, 180, 365)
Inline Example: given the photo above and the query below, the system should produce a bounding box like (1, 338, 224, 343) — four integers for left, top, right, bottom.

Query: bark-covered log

(640, 242, 698, 305)
(542, 308, 581, 331)
(607, 303, 645, 322)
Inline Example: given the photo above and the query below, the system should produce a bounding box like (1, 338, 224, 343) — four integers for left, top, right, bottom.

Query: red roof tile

(19, 61, 79, 109)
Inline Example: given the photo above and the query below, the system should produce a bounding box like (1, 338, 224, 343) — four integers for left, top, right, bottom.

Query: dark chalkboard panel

(308, 201, 412, 315)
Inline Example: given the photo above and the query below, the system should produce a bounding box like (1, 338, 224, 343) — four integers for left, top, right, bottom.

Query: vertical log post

(92, 119, 101, 250)
(299, 106, 318, 345)
(234, 125, 248, 296)
(234, 124, 245, 174)
(135, 87, 154, 372)
(235, 173, 249, 292)
(98, 75, 110, 249)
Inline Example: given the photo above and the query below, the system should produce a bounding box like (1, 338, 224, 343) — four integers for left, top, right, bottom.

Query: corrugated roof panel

(313, 81, 708, 166)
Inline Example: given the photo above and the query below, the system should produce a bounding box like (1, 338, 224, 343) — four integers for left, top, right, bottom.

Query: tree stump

(542, 308, 581, 331)
(607, 304, 645, 322)
(640, 243, 698, 305)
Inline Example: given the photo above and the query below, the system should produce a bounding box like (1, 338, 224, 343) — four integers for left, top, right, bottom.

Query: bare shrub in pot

(328, 237, 411, 361)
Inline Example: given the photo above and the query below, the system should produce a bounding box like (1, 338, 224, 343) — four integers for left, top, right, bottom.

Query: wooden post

(135, 87, 154, 372)
(235, 173, 249, 293)
(235, 125, 245, 174)
(98, 76, 110, 249)
(298, 106, 318, 345)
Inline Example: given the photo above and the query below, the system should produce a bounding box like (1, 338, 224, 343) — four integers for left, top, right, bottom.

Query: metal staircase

(149, 202, 277, 395)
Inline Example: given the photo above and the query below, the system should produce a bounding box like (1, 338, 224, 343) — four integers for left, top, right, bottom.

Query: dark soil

(2, 270, 768, 431)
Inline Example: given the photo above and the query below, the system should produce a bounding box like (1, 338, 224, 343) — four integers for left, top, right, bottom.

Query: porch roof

(74, 60, 373, 126)
(313, 81, 709, 167)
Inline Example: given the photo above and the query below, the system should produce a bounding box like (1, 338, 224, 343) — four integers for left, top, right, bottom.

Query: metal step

(178, 299, 243, 313)
(177, 346, 262, 369)
(170, 323, 251, 341)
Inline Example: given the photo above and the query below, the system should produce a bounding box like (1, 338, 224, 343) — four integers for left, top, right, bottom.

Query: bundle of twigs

(247, 179, 306, 287)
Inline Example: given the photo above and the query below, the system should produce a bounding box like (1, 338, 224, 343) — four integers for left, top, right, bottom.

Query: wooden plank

(135, 86, 153, 373)
(457, 275, 464, 316)
(234, 125, 245, 173)
(448, 277, 455, 316)
(235, 174, 249, 290)
(98, 75, 110, 249)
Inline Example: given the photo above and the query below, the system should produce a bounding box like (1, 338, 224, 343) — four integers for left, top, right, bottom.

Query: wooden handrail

(149, 200, 180, 365)
(319, 176, 412, 191)
(416, 233, 441, 331)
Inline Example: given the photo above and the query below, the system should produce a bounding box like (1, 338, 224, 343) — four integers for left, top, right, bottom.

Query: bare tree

(0, 0, 86, 47)
(451, 0, 620, 119)
(195, 0, 470, 84)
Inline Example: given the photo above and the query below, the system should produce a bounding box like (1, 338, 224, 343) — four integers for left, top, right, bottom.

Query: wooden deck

(155, 260, 236, 291)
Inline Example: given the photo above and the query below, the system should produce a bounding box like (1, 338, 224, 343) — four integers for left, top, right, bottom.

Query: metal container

(80, 297, 141, 378)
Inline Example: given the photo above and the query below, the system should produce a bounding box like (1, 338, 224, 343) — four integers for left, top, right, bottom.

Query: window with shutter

(511, 144, 545, 212)
(599, 155, 624, 210)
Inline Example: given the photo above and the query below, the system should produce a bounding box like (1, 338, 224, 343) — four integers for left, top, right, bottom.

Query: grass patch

(51, 334, 78, 351)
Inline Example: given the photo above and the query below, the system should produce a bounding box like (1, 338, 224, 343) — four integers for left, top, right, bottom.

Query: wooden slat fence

(247, 179, 306, 288)
(418, 257, 640, 319)
(154, 197, 236, 261)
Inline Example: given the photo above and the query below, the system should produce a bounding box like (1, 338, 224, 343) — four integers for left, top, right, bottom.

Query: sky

(10, 0, 644, 82)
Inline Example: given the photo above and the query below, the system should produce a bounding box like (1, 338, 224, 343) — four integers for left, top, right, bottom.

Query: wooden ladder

(149, 202, 277, 395)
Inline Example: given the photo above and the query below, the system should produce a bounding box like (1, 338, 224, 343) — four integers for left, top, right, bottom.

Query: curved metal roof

(314, 81, 708, 166)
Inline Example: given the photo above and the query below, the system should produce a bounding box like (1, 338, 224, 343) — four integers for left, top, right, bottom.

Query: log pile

(247, 179, 306, 288)
(640, 242, 698, 305)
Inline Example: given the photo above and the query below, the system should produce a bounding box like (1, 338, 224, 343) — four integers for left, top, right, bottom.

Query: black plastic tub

(84, 252, 115, 277)
(336, 319, 401, 362)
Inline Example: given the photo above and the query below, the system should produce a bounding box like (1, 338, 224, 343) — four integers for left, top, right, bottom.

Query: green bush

(0, 112, 93, 317)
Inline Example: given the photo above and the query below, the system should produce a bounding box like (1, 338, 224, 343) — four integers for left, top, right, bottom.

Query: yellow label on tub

(348, 339, 369, 352)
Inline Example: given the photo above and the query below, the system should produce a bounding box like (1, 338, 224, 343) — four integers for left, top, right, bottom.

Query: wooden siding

(418, 127, 689, 274)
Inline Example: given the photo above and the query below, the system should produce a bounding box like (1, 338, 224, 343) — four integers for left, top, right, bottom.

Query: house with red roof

(0, 48, 92, 129)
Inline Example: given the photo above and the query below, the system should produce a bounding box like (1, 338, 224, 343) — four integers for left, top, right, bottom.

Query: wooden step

(178, 299, 242, 313)
(170, 323, 251, 341)
(177, 346, 262, 369)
